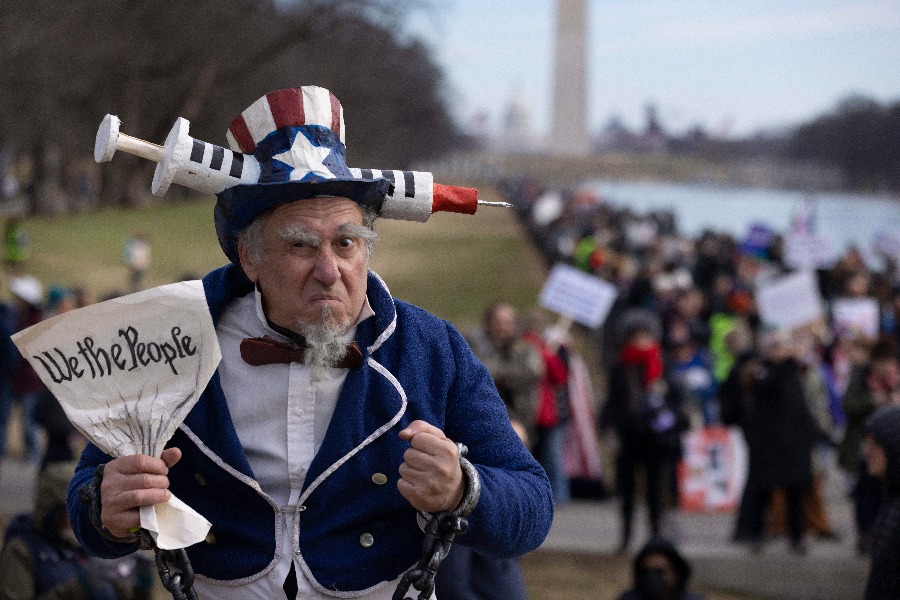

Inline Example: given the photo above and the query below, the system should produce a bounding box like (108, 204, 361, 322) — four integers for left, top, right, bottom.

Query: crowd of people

(497, 177, 900, 594)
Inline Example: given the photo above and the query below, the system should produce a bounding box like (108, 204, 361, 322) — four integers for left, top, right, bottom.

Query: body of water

(589, 179, 900, 265)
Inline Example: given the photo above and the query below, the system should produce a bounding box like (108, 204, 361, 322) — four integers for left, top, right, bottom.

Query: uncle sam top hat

(214, 86, 391, 263)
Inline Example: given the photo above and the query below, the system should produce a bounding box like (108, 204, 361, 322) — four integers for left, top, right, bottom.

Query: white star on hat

(273, 130, 335, 181)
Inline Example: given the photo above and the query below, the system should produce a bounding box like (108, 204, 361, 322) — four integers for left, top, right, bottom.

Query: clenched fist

(397, 421, 464, 513)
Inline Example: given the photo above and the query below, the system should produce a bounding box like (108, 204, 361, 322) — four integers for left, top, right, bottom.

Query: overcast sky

(405, 0, 900, 139)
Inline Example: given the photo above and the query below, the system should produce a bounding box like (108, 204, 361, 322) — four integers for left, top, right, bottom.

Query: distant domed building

(494, 91, 537, 154)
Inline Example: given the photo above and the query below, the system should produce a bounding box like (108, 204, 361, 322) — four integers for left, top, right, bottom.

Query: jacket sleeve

(66, 442, 141, 559)
(440, 322, 554, 559)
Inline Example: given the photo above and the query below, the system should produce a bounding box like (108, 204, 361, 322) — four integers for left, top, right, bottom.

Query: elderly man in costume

(66, 86, 553, 599)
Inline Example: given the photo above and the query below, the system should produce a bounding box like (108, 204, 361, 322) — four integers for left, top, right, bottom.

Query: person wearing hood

(0, 461, 153, 599)
(862, 404, 900, 600)
(617, 537, 706, 600)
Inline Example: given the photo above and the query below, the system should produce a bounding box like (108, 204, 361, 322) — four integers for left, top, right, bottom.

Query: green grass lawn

(2, 192, 546, 330)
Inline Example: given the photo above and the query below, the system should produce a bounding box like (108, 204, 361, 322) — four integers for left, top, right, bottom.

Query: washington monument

(550, 0, 590, 155)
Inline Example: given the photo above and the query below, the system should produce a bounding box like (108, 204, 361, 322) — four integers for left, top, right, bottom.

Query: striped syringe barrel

(348, 168, 479, 222)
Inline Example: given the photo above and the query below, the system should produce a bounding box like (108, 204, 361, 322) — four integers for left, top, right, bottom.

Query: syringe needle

(477, 201, 513, 208)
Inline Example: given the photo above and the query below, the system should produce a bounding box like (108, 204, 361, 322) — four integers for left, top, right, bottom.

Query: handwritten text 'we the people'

(33, 325, 198, 382)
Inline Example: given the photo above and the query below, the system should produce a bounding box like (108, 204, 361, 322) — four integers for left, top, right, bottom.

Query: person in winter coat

(740, 329, 819, 554)
(68, 87, 553, 599)
(0, 297, 17, 459)
(616, 537, 706, 600)
(465, 302, 544, 444)
(601, 313, 688, 551)
(862, 404, 900, 600)
(5, 275, 46, 461)
(839, 338, 900, 553)
(522, 310, 572, 505)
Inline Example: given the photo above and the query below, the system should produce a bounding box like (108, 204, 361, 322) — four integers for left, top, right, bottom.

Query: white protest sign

(539, 263, 617, 329)
(755, 270, 825, 330)
(832, 297, 880, 340)
(12, 280, 219, 549)
(784, 231, 833, 270)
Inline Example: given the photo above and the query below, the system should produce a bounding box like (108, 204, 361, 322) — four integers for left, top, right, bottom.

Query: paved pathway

(543, 474, 868, 600)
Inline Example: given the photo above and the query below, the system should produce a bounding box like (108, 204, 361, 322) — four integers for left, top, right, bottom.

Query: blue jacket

(67, 264, 553, 593)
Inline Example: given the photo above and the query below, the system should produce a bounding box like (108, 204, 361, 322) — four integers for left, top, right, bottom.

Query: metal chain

(393, 444, 481, 600)
(78, 464, 198, 600)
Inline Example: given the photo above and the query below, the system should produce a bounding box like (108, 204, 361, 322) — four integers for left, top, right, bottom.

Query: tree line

(0, 0, 464, 210)
(670, 95, 900, 193)
(786, 95, 900, 193)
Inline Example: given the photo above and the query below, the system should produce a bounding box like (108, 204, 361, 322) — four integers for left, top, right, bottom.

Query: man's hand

(398, 421, 464, 513)
(100, 447, 182, 538)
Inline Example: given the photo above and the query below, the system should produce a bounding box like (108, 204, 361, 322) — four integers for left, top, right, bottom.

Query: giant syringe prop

(94, 115, 509, 221)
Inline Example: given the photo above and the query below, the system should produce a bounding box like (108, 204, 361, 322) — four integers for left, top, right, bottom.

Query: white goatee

(296, 306, 353, 380)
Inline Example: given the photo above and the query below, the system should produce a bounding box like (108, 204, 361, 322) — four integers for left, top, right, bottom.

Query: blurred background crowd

(503, 176, 900, 556)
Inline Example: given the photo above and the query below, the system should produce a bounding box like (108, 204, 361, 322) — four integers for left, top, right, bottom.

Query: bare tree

(788, 95, 900, 192)
(0, 0, 459, 209)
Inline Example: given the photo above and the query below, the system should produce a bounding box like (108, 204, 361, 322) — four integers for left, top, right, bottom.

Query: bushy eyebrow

(338, 223, 378, 242)
(278, 226, 320, 247)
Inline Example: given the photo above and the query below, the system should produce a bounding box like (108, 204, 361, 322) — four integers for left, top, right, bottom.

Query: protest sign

(755, 270, 825, 330)
(538, 263, 617, 329)
(678, 426, 747, 513)
(832, 297, 880, 340)
(784, 231, 833, 270)
(12, 280, 219, 549)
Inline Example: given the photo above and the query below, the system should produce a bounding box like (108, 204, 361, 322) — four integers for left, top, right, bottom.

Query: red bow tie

(240, 337, 363, 369)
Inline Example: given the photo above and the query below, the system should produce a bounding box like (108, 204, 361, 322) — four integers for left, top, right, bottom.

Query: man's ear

(237, 240, 259, 283)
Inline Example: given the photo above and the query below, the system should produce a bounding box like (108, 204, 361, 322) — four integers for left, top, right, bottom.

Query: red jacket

(524, 332, 569, 427)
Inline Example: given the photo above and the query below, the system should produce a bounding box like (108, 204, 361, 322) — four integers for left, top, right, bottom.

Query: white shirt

(194, 289, 413, 599)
